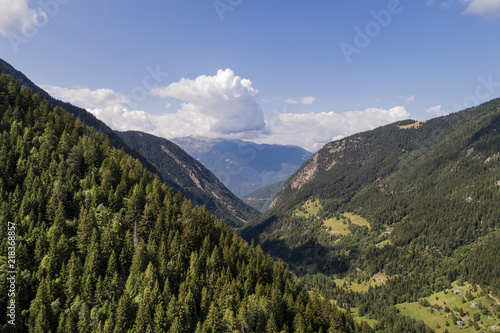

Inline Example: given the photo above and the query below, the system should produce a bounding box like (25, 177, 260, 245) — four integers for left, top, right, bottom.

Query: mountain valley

(1, 58, 499, 332)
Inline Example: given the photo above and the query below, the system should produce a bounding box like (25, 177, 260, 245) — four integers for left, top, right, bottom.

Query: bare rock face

(291, 154, 319, 190)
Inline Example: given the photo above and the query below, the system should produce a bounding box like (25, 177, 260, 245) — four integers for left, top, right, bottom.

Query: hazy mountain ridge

(173, 137, 312, 197)
(243, 179, 287, 213)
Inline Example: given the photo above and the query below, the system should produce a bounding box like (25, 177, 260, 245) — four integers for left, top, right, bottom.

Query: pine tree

(203, 302, 222, 333)
(28, 278, 54, 332)
(169, 316, 184, 333)
(113, 292, 135, 333)
(293, 313, 306, 333)
(266, 312, 280, 333)
(77, 302, 91, 333)
(153, 302, 166, 332)
(133, 300, 150, 333)
(64, 252, 82, 303)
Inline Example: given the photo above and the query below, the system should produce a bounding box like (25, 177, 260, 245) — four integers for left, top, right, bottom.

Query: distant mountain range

(173, 137, 312, 198)
(0, 58, 258, 226)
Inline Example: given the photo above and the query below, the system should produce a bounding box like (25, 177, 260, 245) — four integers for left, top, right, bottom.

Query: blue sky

(1, 0, 500, 151)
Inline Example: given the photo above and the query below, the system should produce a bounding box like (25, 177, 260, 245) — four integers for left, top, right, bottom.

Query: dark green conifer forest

(0, 74, 369, 332)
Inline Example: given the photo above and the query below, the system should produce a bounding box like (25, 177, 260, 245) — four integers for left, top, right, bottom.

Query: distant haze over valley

(173, 137, 312, 198)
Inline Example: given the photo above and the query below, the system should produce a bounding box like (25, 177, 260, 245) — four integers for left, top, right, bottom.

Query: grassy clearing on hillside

(323, 213, 371, 236)
(293, 200, 371, 236)
(395, 281, 500, 332)
(398, 120, 427, 129)
(334, 273, 390, 293)
(344, 212, 371, 229)
(294, 199, 321, 217)
(323, 217, 351, 236)
(330, 298, 380, 330)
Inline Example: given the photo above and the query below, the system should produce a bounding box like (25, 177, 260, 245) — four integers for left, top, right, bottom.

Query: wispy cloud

(301, 96, 316, 105)
(428, 0, 500, 16)
(462, 0, 500, 16)
(0, 0, 47, 35)
(284, 96, 316, 105)
(398, 94, 416, 103)
(284, 98, 299, 104)
(424, 105, 448, 116)
(41, 85, 129, 109)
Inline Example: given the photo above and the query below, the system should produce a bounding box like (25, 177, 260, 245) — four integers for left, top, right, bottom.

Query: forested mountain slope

(117, 131, 259, 226)
(0, 58, 257, 227)
(241, 99, 500, 329)
(0, 58, 129, 151)
(0, 74, 369, 332)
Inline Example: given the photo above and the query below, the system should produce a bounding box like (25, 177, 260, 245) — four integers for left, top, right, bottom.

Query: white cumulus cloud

(0, 0, 47, 36)
(398, 94, 416, 103)
(151, 69, 265, 135)
(259, 106, 410, 151)
(462, 0, 500, 16)
(43, 84, 216, 138)
(42, 85, 130, 109)
(42, 69, 265, 140)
